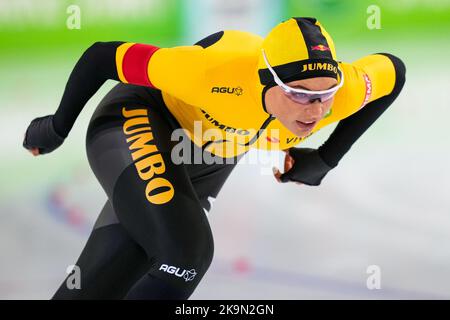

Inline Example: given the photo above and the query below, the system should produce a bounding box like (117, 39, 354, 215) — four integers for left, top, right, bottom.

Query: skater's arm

(317, 53, 406, 168)
(24, 40, 207, 155)
(52, 41, 206, 138)
(24, 41, 127, 155)
(52, 41, 126, 138)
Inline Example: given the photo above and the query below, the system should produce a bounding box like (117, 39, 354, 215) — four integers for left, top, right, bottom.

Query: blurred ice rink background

(1, 0, 449, 299)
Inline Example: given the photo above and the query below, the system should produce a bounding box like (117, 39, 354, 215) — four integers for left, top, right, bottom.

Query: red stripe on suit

(122, 44, 159, 87)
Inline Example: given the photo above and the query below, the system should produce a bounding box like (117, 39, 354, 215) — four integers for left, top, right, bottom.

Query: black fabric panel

(194, 31, 224, 48)
(243, 114, 275, 147)
(52, 224, 150, 299)
(259, 58, 339, 85)
(294, 17, 333, 60)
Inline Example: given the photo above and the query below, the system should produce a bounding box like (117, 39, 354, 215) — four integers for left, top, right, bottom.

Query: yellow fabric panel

(147, 46, 207, 107)
(258, 18, 309, 69)
(352, 54, 396, 103)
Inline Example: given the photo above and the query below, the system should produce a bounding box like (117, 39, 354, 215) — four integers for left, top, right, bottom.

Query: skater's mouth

(296, 120, 316, 130)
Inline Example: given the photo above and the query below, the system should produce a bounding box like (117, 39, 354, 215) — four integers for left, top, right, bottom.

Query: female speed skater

(23, 17, 405, 299)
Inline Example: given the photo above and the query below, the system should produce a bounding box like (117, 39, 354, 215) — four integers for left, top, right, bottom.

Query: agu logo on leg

(159, 264, 197, 282)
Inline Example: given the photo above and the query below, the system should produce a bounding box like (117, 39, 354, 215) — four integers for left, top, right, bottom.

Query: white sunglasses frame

(261, 49, 345, 95)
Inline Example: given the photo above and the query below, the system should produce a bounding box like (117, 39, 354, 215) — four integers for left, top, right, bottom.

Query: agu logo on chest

(211, 86, 243, 96)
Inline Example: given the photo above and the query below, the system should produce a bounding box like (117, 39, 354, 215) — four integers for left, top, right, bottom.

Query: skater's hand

(25, 139, 40, 156)
(273, 149, 303, 185)
(23, 115, 65, 156)
(272, 148, 333, 186)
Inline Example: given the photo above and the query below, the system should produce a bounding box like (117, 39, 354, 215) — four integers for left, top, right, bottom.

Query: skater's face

(264, 77, 337, 138)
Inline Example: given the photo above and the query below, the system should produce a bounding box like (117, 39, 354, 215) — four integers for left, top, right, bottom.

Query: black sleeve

(317, 53, 406, 168)
(52, 41, 124, 138)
